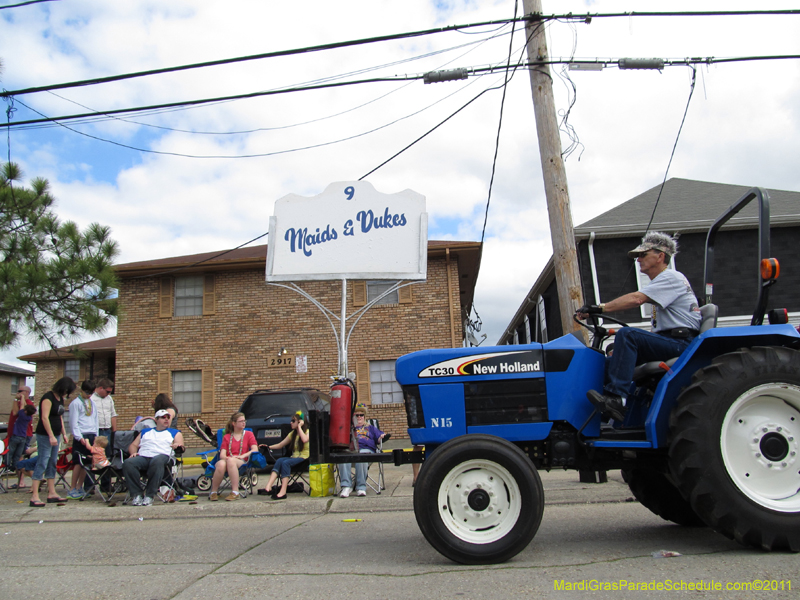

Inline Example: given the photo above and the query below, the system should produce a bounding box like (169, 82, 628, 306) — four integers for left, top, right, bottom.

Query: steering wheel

(573, 312, 629, 351)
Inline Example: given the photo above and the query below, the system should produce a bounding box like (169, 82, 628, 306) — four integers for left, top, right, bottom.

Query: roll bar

(703, 187, 772, 326)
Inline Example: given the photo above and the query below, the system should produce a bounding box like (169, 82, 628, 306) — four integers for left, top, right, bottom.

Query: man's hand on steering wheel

(575, 304, 604, 319)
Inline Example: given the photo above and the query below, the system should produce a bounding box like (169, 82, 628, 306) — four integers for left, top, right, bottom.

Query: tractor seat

(631, 304, 718, 386)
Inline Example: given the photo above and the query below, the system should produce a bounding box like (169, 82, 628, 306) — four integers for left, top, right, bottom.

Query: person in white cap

(576, 231, 702, 422)
(123, 409, 184, 506)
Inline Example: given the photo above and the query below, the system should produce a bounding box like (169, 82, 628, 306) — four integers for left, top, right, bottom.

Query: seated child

(91, 435, 112, 468)
(8, 404, 37, 470)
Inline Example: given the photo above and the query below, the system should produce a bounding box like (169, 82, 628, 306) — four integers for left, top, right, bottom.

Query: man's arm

(128, 435, 140, 457)
(602, 291, 650, 313)
(110, 397, 118, 432)
(172, 431, 185, 449)
(577, 291, 651, 318)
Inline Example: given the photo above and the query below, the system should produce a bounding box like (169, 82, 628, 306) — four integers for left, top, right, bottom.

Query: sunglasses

(355, 413, 365, 417)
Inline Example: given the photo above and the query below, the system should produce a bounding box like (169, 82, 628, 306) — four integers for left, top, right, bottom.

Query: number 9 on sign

(344, 186, 355, 200)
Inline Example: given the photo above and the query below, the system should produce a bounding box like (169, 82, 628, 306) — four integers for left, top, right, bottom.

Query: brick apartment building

(19, 241, 480, 439)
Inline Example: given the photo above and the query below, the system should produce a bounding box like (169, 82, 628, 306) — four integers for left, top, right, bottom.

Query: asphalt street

(0, 449, 796, 599)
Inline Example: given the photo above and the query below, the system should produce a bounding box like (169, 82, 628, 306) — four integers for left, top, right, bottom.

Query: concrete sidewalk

(0, 440, 634, 523)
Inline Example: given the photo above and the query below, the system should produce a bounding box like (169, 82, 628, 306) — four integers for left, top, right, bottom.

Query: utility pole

(523, 0, 585, 338)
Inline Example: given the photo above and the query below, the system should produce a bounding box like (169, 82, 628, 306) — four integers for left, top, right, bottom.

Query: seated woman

(209, 412, 257, 502)
(132, 393, 178, 431)
(259, 411, 309, 500)
(338, 404, 385, 498)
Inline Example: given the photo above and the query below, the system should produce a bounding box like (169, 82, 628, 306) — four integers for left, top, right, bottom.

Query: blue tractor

(396, 188, 800, 564)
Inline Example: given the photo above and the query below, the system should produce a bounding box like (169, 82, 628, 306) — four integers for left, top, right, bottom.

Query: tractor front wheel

(414, 434, 544, 564)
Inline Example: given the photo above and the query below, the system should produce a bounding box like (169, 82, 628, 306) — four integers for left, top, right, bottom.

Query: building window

(367, 281, 399, 306)
(173, 370, 202, 413)
(64, 359, 80, 382)
(175, 275, 204, 316)
(11, 375, 20, 394)
(369, 360, 403, 405)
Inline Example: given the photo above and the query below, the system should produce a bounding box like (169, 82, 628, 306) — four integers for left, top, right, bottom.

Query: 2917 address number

(268, 356, 295, 368)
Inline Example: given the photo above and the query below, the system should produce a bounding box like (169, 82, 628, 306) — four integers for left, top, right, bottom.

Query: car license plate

(260, 429, 281, 437)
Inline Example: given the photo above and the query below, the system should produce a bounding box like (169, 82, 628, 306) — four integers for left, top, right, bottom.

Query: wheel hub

(467, 488, 491, 511)
(748, 423, 796, 470)
(760, 431, 790, 462)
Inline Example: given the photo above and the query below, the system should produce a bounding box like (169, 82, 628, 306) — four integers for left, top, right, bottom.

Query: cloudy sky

(2, 0, 799, 373)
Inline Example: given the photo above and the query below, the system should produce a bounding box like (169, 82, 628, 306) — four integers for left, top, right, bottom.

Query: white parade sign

(266, 181, 427, 281)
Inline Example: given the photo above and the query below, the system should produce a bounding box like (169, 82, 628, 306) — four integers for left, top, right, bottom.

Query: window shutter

(203, 274, 216, 315)
(159, 277, 173, 318)
(353, 281, 367, 307)
(355, 360, 370, 405)
(61, 361, 66, 377)
(157, 370, 171, 395)
(79, 362, 87, 382)
(201, 369, 215, 412)
(398, 285, 413, 304)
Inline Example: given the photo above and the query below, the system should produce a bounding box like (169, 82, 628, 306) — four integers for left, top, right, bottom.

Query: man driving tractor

(576, 231, 702, 421)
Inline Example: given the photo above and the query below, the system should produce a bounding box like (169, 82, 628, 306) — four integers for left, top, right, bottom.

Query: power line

(24, 25, 513, 135)
(1, 16, 533, 98)
(129, 231, 270, 279)
(4, 54, 799, 130)
(0, 0, 60, 9)
(3, 9, 797, 100)
(12, 75, 484, 159)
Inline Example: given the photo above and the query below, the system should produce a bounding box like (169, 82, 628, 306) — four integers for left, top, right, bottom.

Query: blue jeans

(605, 327, 691, 397)
(123, 454, 171, 499)
(32, 433, 62, 481)
(7, 435, 27, 470)
(339, 448, 375, 492)
(272, 457, 305, 478)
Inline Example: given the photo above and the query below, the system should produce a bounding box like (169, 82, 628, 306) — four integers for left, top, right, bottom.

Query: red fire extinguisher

(330, 378, 355, 449)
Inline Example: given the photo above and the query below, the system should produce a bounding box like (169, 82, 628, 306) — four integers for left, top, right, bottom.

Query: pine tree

(0, 162, 119, 349)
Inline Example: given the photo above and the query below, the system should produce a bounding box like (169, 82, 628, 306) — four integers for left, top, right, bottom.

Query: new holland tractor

(395, 188, 800, 564)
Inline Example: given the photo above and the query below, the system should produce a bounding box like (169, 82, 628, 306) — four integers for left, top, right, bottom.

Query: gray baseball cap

(628, 231, 678, 258)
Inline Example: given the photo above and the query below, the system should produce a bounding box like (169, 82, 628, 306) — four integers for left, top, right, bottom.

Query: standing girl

(30, 377, 76, 507)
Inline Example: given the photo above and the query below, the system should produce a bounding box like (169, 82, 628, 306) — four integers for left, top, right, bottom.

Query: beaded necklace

(228, 429, 246, 456)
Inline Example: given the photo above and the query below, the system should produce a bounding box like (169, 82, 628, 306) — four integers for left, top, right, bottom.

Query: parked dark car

(238, 388, 330, 463)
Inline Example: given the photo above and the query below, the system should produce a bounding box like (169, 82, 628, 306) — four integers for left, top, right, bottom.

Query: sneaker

(142, 496, 154, 506)
(209, 492, 219, 501)
(132, 495, 143, 506)
(225, 492, 240, 501)
(67, 489, 84, 499)
(339, 487, 351, 498)
(586, 390, 627, 422)
(356, 490, 367, 497)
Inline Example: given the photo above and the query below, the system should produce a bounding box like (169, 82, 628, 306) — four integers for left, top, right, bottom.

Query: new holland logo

(418, 350, 543, 378)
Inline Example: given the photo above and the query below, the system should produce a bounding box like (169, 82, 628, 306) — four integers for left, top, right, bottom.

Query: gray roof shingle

(575, 178, 800, 238)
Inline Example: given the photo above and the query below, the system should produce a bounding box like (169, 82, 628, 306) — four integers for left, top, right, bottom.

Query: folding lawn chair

(195, 428, 263, 498)
(0, 440, 9, 493)
(365, 419, 388, 494)
(334, 420, 389, 495)
(74, 452, 122, 502)
(54, 447, 74, 490)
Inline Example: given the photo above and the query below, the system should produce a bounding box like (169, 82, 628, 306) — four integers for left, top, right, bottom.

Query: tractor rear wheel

(621, 468, 705, 527)
(669, 346, 800, 551)
(414, 434, 543, 564)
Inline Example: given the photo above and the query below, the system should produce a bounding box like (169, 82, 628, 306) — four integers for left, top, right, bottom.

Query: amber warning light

(761, 258, 780, 281)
